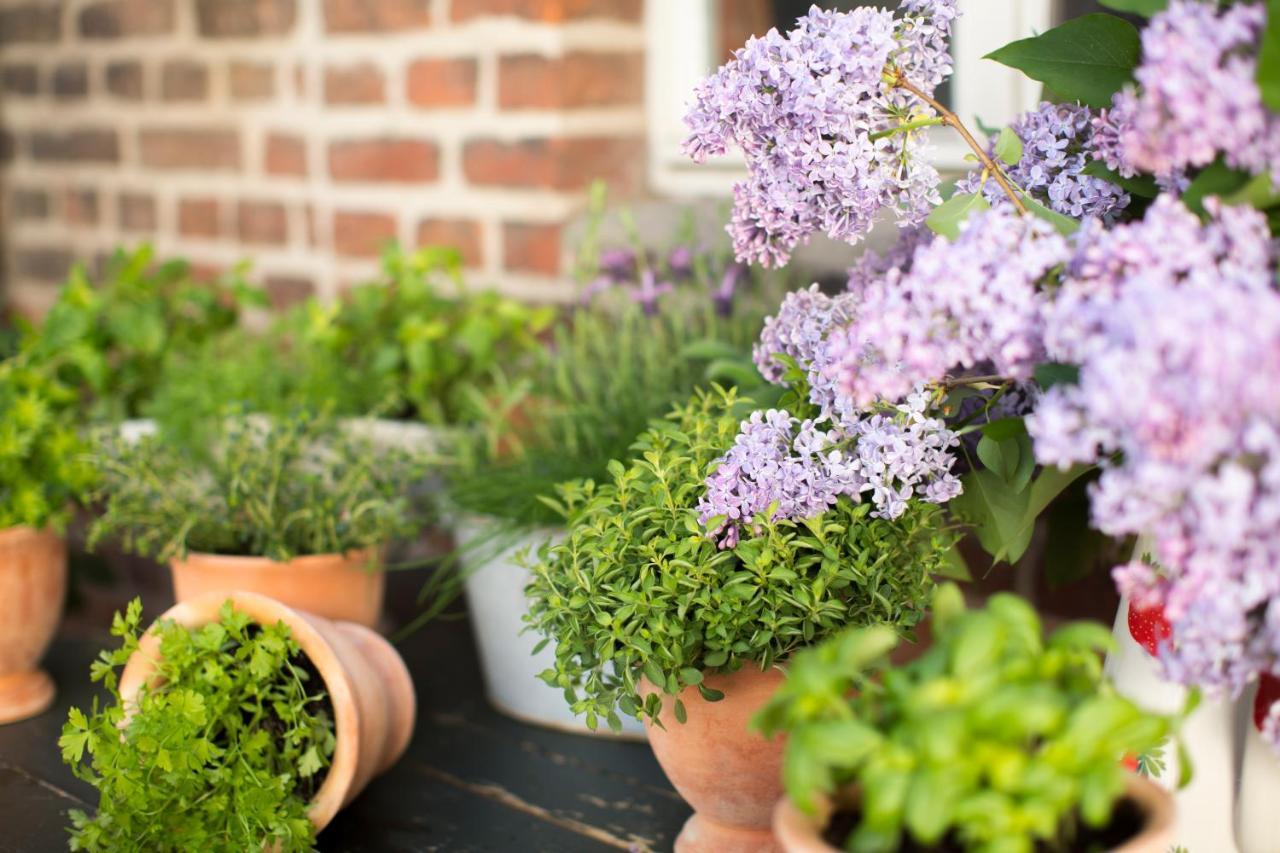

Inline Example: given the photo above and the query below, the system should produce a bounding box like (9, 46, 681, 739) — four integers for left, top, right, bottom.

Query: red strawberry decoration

(1120, 752, 1139, 772)
(1127, 601, 1172, 656)
(1253, 673, 1280, 732)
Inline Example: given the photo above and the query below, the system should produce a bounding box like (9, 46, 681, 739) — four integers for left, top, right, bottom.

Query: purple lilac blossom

(1091, 0, 1280, 185)
(1028, 198, 1280, 740)
(957, 102, 1129, 221)
(683, 2, 959, 266)
(824, 207, 1071, 407)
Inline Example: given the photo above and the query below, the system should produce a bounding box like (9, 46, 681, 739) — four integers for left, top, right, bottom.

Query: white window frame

(645, 0, 1054, 197)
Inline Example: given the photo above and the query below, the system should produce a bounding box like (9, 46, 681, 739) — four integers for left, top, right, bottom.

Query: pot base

(676, 814, 781, 853)
(0, 670, 55, 725)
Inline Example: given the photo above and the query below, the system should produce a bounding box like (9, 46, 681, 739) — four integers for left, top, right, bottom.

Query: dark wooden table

(0, 562, 689, 853)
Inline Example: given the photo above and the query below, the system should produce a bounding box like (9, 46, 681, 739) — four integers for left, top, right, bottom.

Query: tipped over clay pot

(0, 526, 67, 725)
(642, 665, 786, 853)
(773, 772, 1175, 853)
(169, 548, 384, 628)
(118, 591, 416, 832)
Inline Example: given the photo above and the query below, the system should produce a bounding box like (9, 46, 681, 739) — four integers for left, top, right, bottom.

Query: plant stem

(868, 115, 946, 141)
(892, 73, 1028, 215)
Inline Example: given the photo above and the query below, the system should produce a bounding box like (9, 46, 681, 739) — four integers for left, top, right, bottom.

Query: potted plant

(86, 413, 426, 627)
(442, 213, 782, 737)
(60, 592, 415, 851)
(759, 584, 1181, 853)
(525, 386, 958, 850)
(0, 357, 96, 724)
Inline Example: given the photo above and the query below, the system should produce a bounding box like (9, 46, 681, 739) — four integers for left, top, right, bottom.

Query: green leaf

(949, 469, 1034, 565)
(1034, 362, 1080, 390)
(1224, 172, 1280, 210)
(993, 465, 1094, 564)
(680, 667, 704, 686)
(926, 192, 990, 239)
(1258, 0, 1280, 112)
(1098, 0, 1166, 15)
(994, 127, 1023, 166)
(673, 699, 688, 725)
(986, 14, 1141, 109)
(1182, 159, 1252, 216)
(1021, 193, 1080, 236)
(1080, 160, 1158, 198)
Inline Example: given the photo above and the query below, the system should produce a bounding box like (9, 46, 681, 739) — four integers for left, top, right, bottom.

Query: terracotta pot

(774, 772, 1176, 853)
(119, 591, 416, 833)
(0, 526, 67, 725)
(642, 666, 786, 853)
(170, 548, 384, 628)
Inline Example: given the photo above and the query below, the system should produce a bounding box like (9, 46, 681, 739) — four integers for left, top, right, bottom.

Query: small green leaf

(1182, 159, 1253, 216)
(994, 127, 1023, 167)
(1080, 160, 1159, 198)
(1034, 362, 1080, 390)
(1098, 0, 1166, 15)
(673, 699, 688, 725)
(1021, 194, 1080, 236)
(680, 667, 704, 686)
(1258, 0, 1280, 112)
(927, 192, 991, 239)
(986, 15, 1141, 109)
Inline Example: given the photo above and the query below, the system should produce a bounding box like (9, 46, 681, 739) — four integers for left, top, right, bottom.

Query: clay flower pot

(642, 665, 787, 853)
(169, 548, 384, 628)
(773, 773, 1176, 853)
(0, 526, 67, 725)
(119, 591, 416, 833)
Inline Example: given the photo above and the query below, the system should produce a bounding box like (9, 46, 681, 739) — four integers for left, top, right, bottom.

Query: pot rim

(169, 546, 382, 571)
(116, 591, 362, 831)
(773, 772, 1175, 852)
(0, 524, 61, 547)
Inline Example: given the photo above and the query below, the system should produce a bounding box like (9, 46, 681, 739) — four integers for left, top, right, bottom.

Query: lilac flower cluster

(698, 389, 960, 548)
(825, 208, 1071, 407)
(1028, 198, 1280, 730)
(683, 2, 958, 267)
(583, 244, 743, 316)
(1092, 0, 1280, 184)
(957, 102, 1129, 221)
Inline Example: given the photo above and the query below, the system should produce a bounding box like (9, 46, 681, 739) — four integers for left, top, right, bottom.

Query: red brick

(237, 200, 288, 245)
(498, 52, 641, 109)
(324, 63, 385, 105)
(31, 129, 119, 163)
(323, 0, 430, 33)
(118, 193, 156, 231)
(0, 5, 62, 45)
(105, 61, 144, 99)
(503, 222, 561, 275)
(196, 0, 296, 37)
(416, 218, 483, 267)
(53, 63, 89, 99)
(64, 189, 100, 226)
(264, 274, 314, 309)
(451, 0, 640, 23)
(328, 139, 438, 183)
(229, 61, 275, 100)
(462, 136, 643, 192)
(406, 58, 477, 109)
(265, 133, 307, 177)
(178, 197, 221, 238)
(161, 60, 208, 101)
(333, 210, 397, 257)
(140, 128, 240, 171)
(79, 0, 174, 38)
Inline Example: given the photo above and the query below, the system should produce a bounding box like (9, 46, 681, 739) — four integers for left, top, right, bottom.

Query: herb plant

(0, 358, 96, 530)
(19, 246, 265, 421)
(756, 584, 1184, 853)
(88, 413, 425, 562)
(60, 599, 335, 852)
(524, 386, 952, 732)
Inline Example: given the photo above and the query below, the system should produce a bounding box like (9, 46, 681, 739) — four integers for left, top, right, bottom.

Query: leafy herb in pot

(759, 584, 1185, 853)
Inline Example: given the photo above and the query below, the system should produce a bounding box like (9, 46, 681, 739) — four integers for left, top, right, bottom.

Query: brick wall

(0, 0, 647, 314)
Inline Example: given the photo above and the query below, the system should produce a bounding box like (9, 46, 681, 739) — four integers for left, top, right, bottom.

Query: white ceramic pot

(457, 515, 646, 739)
(1236, 679, 1280, 853)
(1106, 596, 1240, 853)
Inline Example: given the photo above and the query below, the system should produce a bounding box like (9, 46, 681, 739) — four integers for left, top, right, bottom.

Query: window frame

(644, 0, 1055, 197)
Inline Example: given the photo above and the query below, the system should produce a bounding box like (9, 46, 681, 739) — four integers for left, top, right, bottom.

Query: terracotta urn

(119, 591, 416, 833)
(0, 526, 67, 725)
(169, 548, 384, 628)
(642, 665, 786, 853)
(773, 773, 1176, 853)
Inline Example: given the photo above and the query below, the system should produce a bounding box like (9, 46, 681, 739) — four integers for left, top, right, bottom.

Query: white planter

(1106, 597, 1240, 853)
(1236, 680, 1280, 853)
(457, 515, 646, 739)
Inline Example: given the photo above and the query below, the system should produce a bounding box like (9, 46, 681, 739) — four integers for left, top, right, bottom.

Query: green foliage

(523, 387, 953, 732)
(19, 246, 265, 421)
(1080, 161, 1159, 198)
(1098, 0, 1167, 15)
(61, 599, 334, 852)
(1258, 0, 1280, 112)
(926, 192, 990, 239)
(951, 462, 1093, 565)
(0, 358, 96, 530)
(986, 15, 1141, 109)
(87, 413, 425, 561)
(284, 245, 555, 425)
(756, 586, 1178, 853)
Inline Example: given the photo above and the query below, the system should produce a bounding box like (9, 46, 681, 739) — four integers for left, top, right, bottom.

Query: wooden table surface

(0, 561, 689, 853)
